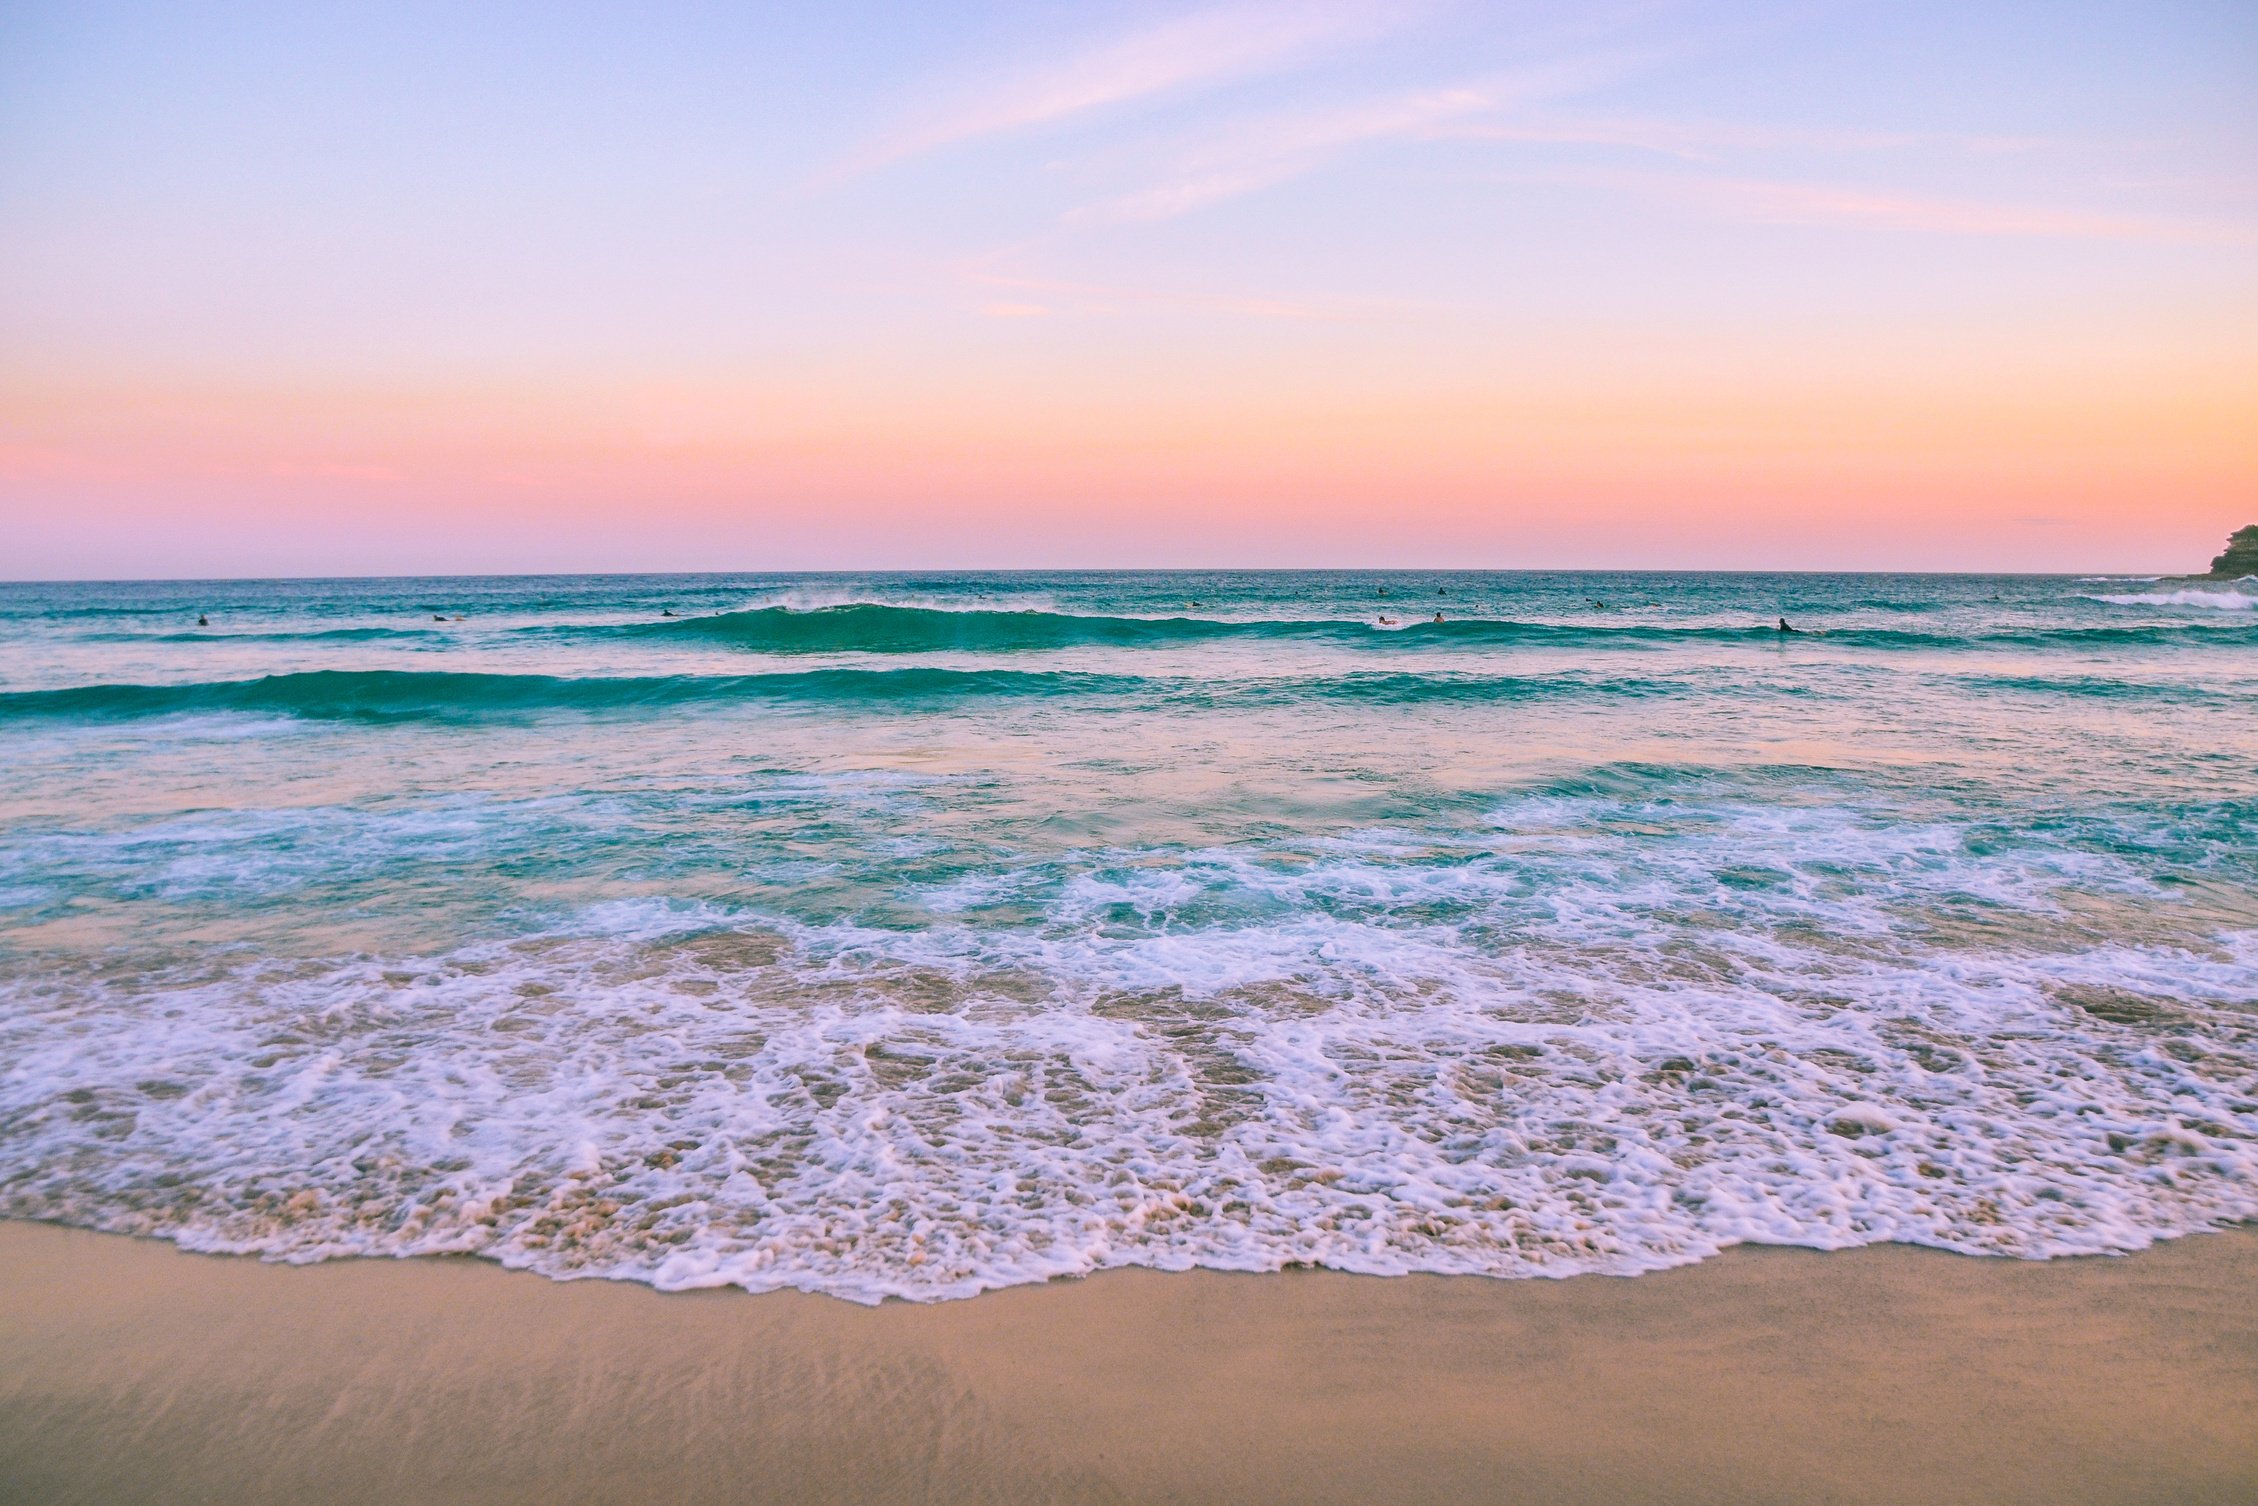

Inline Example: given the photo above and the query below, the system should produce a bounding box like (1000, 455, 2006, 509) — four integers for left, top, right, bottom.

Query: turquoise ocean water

(2, 569, 2254, 1300)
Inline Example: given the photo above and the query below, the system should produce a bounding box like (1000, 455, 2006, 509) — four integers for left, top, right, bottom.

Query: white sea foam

(2086, 588, 2256, 611)
(0, 796, 596, 910)
(3, 797, 2252, 1303)
(749, 586, 1075, 615)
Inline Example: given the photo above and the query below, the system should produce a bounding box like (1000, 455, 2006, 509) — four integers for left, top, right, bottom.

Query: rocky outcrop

(2208, 524, 2258, 579)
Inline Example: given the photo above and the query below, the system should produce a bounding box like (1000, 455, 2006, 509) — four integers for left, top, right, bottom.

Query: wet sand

(2, 1220, 2253, 1506)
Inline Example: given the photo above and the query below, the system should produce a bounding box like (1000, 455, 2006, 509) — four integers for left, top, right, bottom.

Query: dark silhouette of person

(196, 614, 208, 627)
(1778, 617, 1798, 633)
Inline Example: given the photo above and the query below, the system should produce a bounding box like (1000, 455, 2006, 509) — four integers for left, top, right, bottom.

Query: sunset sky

(3, 0, 2254, 577)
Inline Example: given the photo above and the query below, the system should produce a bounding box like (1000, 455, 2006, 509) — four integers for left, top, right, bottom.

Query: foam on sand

(4, 793, 2252, 1303)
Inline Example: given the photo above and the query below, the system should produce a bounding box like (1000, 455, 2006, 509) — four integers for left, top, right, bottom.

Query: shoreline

(4, 1219, 2254, 1505)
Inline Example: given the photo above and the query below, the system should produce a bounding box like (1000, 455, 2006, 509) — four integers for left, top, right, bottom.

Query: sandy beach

(2, 1220, 2252, 1505)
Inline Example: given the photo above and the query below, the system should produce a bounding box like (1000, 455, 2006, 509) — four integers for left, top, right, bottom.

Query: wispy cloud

(1437, 116, 2051, 162)
(1529, 166, 2258, 242)
(1071, 85, 1494, 222)
(1067, 53, 1637, 223)
(845, 0, 1424, 174)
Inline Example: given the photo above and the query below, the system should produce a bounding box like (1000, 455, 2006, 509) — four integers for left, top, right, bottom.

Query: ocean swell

(0, 665, 1717, 722)
(0, 668, 1139, 721)
(595, 602, 2258, 654)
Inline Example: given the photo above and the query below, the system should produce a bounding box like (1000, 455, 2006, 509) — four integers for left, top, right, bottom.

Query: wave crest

(606, 602, 2257, 653)
(2086, 589, 2256, 612)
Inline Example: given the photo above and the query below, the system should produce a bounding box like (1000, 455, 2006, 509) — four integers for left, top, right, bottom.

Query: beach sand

(2, 1220, 2253, 1505)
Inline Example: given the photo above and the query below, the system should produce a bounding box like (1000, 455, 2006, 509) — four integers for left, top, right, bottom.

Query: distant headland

(2203, 524, 2258, 579)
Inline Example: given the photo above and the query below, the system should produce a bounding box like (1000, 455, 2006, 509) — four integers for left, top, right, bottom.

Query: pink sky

(3, 1, 2254, 576)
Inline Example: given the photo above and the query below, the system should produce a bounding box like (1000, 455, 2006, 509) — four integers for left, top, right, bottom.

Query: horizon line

(0, 565, 2218, 588)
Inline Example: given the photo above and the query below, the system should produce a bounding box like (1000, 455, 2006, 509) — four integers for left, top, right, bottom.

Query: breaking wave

(2085, 588, 2256, 612)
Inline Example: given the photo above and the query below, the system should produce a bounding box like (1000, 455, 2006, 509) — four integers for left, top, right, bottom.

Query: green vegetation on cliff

(2209, 525, 2258, 579)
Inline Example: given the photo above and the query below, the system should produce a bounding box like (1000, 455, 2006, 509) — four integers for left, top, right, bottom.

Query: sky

(2, 0, 2254, 577)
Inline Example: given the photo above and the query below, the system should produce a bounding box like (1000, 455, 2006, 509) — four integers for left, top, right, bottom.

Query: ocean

(1, 569, 2254, 1301)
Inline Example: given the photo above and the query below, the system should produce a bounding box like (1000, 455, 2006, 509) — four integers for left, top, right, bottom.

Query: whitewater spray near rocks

(1, 571, 2254, 1300)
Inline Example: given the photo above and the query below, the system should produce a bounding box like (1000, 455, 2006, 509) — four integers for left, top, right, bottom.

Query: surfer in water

(1778, 616, 1799, 634)
(196, 614, 208, 627)
(661, 609, 676, 617)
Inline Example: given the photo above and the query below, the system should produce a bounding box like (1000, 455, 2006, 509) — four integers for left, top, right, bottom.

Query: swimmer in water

(196, 614, 208, 627)
(1378, 615, 1398, 626)
(1433, 611, 1445, 623)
